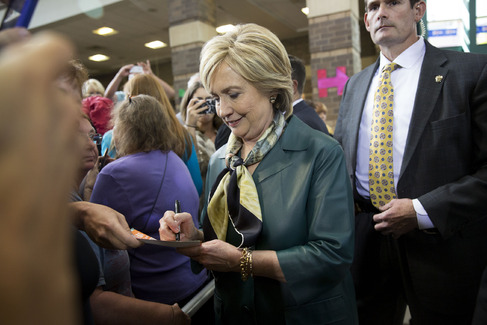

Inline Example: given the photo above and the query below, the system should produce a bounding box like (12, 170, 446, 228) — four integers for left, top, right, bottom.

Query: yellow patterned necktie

(369, 63, 399, 208)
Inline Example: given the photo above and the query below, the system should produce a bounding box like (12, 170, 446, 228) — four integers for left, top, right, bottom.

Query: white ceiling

(31, 0, 309, 75)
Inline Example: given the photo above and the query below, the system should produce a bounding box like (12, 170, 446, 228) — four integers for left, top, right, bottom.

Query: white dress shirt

(355, 37, 434, 229)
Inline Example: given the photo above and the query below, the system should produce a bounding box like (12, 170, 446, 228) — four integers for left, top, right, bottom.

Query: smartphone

(129, 65, 143, 74)
(198, 98, 216, 114)
(0, 0, 38, 30)
(128, 65, 143, 80)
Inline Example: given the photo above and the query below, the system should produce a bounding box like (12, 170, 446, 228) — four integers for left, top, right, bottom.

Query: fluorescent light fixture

(89, 54, 110, 62)
(301, 7, 309, 16)
(216, 24, 235, 34)
(92, 27, 118, 36)
(144, 40, 167, 49)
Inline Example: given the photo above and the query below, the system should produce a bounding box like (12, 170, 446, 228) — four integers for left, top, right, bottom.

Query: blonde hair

(82, 79, 105, 98)
(112, 95, 180, 157)
(124, 74, 192, 158)
(199, 23, 293, 118)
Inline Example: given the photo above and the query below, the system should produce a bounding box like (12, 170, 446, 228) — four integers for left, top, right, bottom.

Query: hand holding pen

(159, 202, 203, 242)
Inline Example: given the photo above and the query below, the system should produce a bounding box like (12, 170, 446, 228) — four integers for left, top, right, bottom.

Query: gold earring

(270, 96, 276, 104)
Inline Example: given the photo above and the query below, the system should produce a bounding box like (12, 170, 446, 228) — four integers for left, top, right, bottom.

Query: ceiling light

(301, 7, 309, 16)
(144, 40, 167, 49)
(92, 27, 118, 36)
(216, 24, 235, 34)
(89, 54, 110, 62)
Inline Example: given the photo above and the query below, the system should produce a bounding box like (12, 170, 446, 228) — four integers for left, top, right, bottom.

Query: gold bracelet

(240, 248, 253, 281)
(185, 124, 197, 128)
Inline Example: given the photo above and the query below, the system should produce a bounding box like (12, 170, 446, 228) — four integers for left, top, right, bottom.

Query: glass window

(477, 0, 487, 45)
(427, 0, 470, 49)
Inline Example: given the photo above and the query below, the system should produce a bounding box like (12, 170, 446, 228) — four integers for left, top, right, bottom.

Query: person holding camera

(180, 78, 223, 213)
(181, 77, 222, 150)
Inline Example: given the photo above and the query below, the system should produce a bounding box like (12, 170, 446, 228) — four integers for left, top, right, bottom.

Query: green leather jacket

(202, 116, 358, 325)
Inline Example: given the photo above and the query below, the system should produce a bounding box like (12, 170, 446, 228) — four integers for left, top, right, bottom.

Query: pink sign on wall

(317, 66, 349, 97)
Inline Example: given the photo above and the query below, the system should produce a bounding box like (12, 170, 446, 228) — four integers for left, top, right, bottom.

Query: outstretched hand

(71, 201, 142, 249)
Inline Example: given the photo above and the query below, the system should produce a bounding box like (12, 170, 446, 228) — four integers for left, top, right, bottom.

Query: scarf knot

(227, 154, 244, 170)
(203, 111, 286, 247)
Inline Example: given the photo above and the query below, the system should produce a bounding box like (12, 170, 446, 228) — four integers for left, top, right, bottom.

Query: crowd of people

(1, 0, 487, 324)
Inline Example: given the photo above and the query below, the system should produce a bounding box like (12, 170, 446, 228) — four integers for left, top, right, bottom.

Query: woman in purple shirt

(90, 95, 207, 305)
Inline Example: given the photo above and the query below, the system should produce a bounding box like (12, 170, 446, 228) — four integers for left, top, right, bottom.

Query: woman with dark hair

(180, 77, 223, 212)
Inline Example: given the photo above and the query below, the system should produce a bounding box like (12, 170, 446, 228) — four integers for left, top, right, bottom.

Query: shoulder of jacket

(281, 116, 338, 152)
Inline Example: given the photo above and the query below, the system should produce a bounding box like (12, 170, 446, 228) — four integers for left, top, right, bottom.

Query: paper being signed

(131, 228, 201, 248)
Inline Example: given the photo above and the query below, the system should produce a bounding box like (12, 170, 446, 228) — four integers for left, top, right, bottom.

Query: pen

(174, 200, 181, 241)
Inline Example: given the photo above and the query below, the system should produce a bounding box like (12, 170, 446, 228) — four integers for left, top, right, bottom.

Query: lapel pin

(435, 75, 443, 83)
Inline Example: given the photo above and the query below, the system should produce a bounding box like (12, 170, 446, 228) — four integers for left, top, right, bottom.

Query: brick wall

(308, 11, 361, 129)
(169, 0, 215, 107)
(282, 36, 309, 63)
(168, 0, 215, 26)
(282, 36, 314, 99)
(171, 42, 206, 108)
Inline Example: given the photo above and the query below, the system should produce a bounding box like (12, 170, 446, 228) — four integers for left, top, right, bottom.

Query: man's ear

(364, 13, 371, 32)
(414, 1, 426, 22)
(292, 79, 299, 94)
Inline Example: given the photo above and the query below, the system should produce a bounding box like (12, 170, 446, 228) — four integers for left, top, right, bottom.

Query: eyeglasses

(88, 133, 102, 145)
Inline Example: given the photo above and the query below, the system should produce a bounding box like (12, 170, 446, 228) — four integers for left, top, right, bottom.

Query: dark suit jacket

(472, 266, 487, 325)
(293, 100, 330, 135)
(334, 41, 487, 315)
(214, 123, 232, 150)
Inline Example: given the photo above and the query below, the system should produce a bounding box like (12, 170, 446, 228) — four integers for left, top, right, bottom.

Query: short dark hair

(364, 0, 420, 11)
(288, 55, 306, 95)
